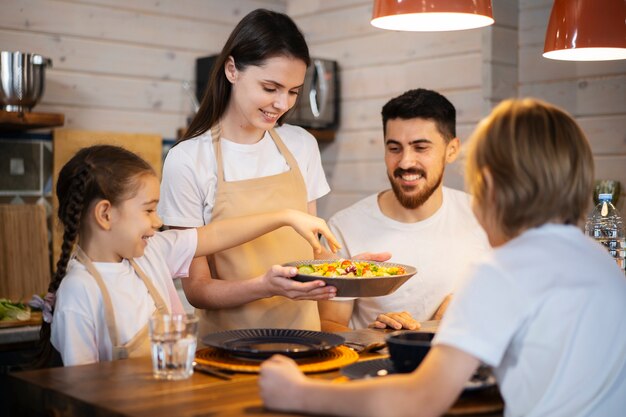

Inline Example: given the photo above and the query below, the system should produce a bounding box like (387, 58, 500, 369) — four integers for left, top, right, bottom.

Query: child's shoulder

(60, 260, 98, 291)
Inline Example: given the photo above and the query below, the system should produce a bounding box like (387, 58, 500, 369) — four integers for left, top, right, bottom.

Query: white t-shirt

(158, 124, 330, 226)
(435, 224, 626, 417)
(327, 187, 490, 328)
(51, 229, 197, 366)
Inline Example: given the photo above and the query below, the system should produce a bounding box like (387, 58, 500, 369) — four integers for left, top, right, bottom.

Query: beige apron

(200, 124, 320, 334)
(75, 247, 170, 360)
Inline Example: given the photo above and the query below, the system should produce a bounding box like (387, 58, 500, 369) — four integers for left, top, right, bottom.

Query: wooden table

(8, 328, 503, 417)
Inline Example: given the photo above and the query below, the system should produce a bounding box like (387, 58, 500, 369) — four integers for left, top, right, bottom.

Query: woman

(158, 9, 334, 334)
(259, 99, 626, 417)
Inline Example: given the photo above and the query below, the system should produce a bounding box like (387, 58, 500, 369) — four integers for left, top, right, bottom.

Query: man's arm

(260, 344, 480, 417)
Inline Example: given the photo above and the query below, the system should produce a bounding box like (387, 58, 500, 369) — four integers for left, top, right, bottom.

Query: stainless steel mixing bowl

(0, 51, 52, 112)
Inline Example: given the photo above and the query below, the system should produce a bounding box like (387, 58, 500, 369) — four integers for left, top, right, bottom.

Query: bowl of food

(386, 331, 435, 373)
(283, 259, 416, 298)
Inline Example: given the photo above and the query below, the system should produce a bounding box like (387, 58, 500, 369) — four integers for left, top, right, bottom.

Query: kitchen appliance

(195, 56, 339, 129)
(0, 51, 52, 112)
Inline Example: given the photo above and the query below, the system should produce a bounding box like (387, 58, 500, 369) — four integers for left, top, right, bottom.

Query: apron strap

(74, 246, 120, 348)
(267, 128, 300, 172)
(113, 325, 150, 360)
(210, 124, 225, 183)
(128, 259, 170, 316)
(75, 247, 171, 357)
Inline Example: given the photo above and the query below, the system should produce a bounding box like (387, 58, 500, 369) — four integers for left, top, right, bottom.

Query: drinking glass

(149, 313, 198, 380)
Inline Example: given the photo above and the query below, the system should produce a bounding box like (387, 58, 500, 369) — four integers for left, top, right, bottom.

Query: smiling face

(109, 174, 163, 260)
(385, 118, 459, 210)
(224, 55, 306, 138)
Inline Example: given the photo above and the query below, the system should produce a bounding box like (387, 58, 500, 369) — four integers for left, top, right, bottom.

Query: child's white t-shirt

(51, 229, 197, 366)
(435, 224, 626, 417)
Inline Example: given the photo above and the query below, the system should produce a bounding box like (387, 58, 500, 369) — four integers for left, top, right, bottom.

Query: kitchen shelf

(0, 110, 65, 132)
(306, 128, 336, 142)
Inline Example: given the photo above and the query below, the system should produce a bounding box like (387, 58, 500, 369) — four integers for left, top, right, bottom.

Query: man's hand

(368, 311, 420, 330)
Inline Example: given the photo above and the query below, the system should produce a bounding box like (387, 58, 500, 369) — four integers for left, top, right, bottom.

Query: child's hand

(260, 265, 336, 300)
(259, 354, 307, 412)
(285, 210, 341, 254)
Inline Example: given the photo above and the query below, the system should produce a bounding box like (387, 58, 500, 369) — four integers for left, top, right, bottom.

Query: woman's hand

(259, 355, 307, 412)
(284, 209, 341, 254)
(260, 265, 337, 300)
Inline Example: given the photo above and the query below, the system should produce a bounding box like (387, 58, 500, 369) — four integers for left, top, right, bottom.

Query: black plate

(201, 328, 345, 359)
(284, 259, 417, 298)
(340, 358, 497, 392)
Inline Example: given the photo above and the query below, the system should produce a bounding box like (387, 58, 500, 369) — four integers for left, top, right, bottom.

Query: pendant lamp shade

(543, 0, 626, 61)
(371, 0, 494, 32)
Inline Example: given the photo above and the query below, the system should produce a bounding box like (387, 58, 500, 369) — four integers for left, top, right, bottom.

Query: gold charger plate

(195, 345, 358, 374)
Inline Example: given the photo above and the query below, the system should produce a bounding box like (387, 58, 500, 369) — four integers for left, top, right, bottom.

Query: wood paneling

(0, 0, 283, 142)
(0, 204, 50, 301)
(3, 0, 624, 219)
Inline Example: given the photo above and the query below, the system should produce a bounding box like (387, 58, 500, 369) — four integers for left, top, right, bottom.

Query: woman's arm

(194, 208, 340, 257)
(259, 345, 479, 417)
(181, 258, 336, 309)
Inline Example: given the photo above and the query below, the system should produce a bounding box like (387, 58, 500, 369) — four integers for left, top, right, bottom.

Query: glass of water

(149, 313, 199, 380)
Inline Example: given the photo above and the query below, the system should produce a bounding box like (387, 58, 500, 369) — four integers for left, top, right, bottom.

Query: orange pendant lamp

(543, 0, 626, 61)
(371, 0, 494, 32)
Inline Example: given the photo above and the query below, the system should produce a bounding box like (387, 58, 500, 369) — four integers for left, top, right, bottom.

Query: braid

(34, 166, 90, 369)
(49, 167, 89, 292)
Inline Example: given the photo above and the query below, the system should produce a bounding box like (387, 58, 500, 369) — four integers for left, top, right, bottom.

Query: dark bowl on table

(386, 331, 435, 373)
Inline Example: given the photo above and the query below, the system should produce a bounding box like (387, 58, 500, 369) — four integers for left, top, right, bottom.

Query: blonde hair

(465, 98, 594, 238)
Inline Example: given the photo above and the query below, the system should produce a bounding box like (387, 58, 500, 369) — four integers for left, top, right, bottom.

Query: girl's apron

(200, 124, 320, 334)
(75, 247, 170, 360)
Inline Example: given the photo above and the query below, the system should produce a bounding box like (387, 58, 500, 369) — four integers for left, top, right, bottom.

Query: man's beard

(388, 167, 444, 209)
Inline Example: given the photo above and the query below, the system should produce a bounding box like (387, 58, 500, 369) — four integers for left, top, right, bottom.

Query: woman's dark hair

(35, 145, 155, 368)
(180, 9, 310, 143)
(382, 88, 456, 142)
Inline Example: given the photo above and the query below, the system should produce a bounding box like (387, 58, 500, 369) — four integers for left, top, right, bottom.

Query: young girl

(259, 99, 626, 417)
(41, 145, 339, 367)
(159, 9, 332, 334)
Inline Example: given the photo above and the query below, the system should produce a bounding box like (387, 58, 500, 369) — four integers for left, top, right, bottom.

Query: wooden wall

(518, 0, 626, 212)
(0, 0, 284, 139)
(288, 0, 625, 218)
(2, 0, 624, 219)
(288, 0, 520, 218)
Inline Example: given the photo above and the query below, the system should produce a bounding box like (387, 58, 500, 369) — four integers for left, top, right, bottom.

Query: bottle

(585, 193, 626, 273)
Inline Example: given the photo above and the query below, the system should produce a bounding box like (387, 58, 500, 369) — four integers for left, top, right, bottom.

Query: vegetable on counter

(0, 298, 31, 321)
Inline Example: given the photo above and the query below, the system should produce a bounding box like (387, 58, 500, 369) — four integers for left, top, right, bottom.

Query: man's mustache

(393, 168, 426, 179)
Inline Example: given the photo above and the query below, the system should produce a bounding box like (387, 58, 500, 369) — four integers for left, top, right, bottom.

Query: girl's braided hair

(35, 145, 154, 367)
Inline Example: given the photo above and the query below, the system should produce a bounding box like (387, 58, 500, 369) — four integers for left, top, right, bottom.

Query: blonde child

(259, 99, 626, 417)
(40, 145, 339, 366)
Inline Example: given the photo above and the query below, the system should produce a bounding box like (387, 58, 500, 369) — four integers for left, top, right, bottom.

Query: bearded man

(320, 88, 490, 332)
